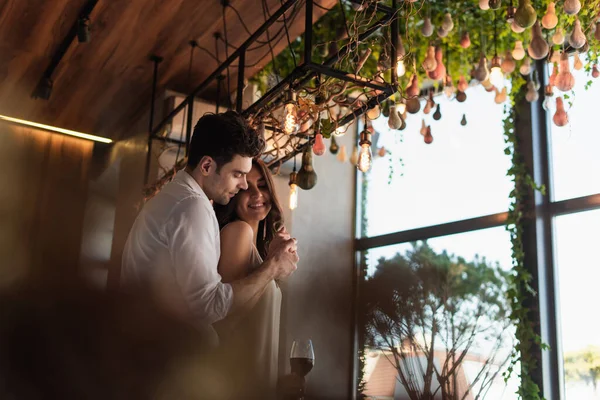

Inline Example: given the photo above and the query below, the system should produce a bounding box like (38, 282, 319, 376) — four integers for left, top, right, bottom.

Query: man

(121, 111, 298, 345)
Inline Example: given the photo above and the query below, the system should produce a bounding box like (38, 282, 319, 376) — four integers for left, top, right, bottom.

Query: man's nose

(239, 177, 248, 191)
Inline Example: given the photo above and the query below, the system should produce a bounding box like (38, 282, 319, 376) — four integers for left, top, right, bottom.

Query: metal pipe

(237, 49, 246, 112)
(151, 0, 300, 137)
(242, 65, 308, 117)
(144, 56, 163, 185)
(32, 0, 99, 99)
(304, 0, 313, 65)
(306, 63, 393, 91)
(185, 96, 194, 157)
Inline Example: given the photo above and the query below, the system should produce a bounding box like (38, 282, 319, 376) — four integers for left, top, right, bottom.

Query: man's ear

(198, 156, 215, 176)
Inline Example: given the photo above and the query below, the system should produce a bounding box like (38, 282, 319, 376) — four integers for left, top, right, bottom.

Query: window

(361, 85, 512, 237)
(554, 210, 600, 399)
(361, 228, 518, 399)
(548, 58, 600, 201)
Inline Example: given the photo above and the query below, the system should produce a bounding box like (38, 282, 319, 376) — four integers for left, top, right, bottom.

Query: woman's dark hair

(214, 159, 284, 259)
(187, 111, 265, 171)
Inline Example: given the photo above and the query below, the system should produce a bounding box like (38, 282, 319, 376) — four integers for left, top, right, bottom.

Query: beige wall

(275, 124, 358, 399)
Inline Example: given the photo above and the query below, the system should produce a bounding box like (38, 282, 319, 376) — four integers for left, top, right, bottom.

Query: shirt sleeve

(165, 196, 233, 325)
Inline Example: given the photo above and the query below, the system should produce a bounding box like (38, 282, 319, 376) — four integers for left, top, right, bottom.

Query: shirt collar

(174, 170, 210, 202)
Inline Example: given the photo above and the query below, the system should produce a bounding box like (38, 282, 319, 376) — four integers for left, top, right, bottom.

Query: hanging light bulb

(442, 13, 454, 31)
(460, 31, 471, 48)
(474, 54, 490, 82)
(329, 135, 339, 154)
(553, 97, 569, 126)
(357, 128, 373, 173)
(460, 114, 467, 126)
(569, 18, 587, 49)
(511, 20, 526, 33)
(520, 58, 532, 75)
(495, 87, 508, 103)
(422, 46, 438, 72)
(555, 52, 575, 92)
(552, 27, 565, 45)
(512, 41, 526, 60)
(282, 90, 299, 135)
(479, 0, 490, 10)
(422, 17, 434, 37)
(377, 146, 387, 158)
(398, 113, 407, 130)
(457, 75, 469, 92)
(444, 77, 455, 98)
(525, 80, 539, 102)
(396, 59, 406, 77)
(502, 51, 516, 74)
(489, 55, 504, 88)
(593, 65, 600, 79)
(397, 100, 407, 115)
(313, 132, 326, 156)
(573, 52, 583, 71)
(420, 119, 427, 136)
(337, 145, 347, 162)
(350, 146, 359, 165)
(388, 105, 401, 129)
(542, 2, 558, 29)
(288, 170, 298, 210)
(433, 104, 442, 120)
(563, 0, 581, 15)
(424, 126, 434, 144)
(456, 90, 467, 102)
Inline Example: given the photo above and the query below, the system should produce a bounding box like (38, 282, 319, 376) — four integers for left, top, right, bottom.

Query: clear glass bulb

(283, 103, 299, 135)
(396, 59, 406, 77)
(333, 126, 347, 137)
(289, 183, 298, 210)
(444, 85, 455, 98)
(396, 102, 406, 114)
(489, 66, 504, 88)
(357, 144, 372, 172)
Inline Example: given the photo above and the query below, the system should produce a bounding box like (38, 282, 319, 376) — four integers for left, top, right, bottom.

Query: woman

(214, 158, 285, 399)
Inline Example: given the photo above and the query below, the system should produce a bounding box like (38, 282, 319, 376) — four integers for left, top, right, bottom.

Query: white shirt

(121, 170, 233, 337)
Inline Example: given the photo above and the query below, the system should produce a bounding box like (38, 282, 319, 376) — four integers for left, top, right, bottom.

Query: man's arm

(166, 198, 233, 325)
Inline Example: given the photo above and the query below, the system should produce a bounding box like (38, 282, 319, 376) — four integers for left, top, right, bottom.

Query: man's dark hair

(187, 111, 265, 170)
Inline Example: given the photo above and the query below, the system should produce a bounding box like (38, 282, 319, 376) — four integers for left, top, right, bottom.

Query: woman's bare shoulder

(221, 220, 254, 242)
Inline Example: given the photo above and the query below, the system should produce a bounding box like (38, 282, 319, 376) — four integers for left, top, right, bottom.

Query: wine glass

(290, 339, 315, 377)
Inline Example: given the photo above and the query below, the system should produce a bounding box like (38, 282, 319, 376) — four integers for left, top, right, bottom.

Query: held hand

(266, 234, 299, 279)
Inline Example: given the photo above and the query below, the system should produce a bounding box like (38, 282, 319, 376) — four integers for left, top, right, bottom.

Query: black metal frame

(32, 0, 99, 99)
(351, 58, 600, 400)
(143, 0, 399, 180)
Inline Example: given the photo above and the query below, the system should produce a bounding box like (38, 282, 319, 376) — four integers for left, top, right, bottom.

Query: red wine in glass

(290, 357, 314, 377)
(290, 340, 315, 377)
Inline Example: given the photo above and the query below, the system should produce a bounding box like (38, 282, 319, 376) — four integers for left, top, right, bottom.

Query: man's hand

(265, 226, 298, 280)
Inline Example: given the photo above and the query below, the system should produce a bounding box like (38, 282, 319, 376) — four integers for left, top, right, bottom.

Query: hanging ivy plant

(502, 75, 549, 400)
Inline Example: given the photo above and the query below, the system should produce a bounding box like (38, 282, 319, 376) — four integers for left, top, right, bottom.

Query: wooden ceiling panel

(0, 0, 336, 140)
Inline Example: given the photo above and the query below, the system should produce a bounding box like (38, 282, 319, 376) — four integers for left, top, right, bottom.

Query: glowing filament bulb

(288, 171, 298, 210)
(283, 102, 299, 135)
(357, 144, 372, 173)
(357, 129, 372, 173)
(289, 183, 298, 210)
(489, 56, 504, 88)
(396, 59, 406, 77)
